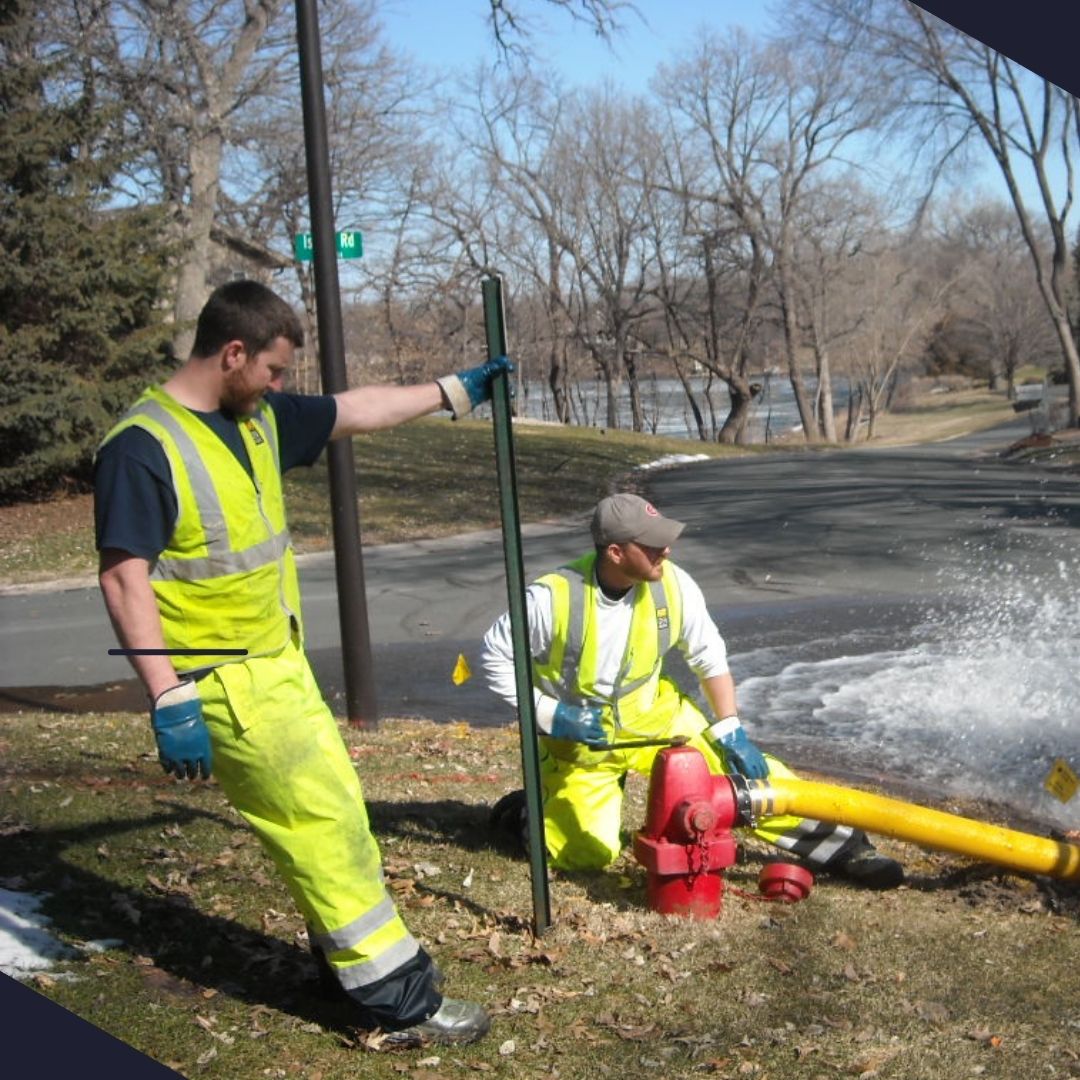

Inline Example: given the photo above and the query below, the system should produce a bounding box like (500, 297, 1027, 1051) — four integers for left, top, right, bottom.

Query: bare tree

(932, 200, 1060, 398)
(653, 29, 779, 444)
(485, 0, 638, 58)
(793, 0, 1080, 428)
(453, 69, 583, 421)
(70, 0, 296, 354)
(228, 1, 432, 389)
(750, 39, 882, 442)
(841, 235, 957, 439)
(790, 180, 882, 441)
(560, 87, 659, 430)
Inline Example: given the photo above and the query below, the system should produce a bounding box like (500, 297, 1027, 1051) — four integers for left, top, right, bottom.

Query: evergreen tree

(0, 1, 175, 502)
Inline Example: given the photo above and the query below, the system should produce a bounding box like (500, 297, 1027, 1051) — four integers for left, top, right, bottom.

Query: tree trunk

(778, 264, 816, 440)
(600, 361, 620, 429)
(815, 343, 838, 442)
(624, 348, 644, 432)
(549, 340, 571, 423)
(718, 376, 760, 444)
(673, 356, 708, 441)
(172, 131, 223, 357)
(845, 381, 864, 442)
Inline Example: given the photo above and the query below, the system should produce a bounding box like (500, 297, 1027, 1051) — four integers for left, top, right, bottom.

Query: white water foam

(736, 536, 1080, 832)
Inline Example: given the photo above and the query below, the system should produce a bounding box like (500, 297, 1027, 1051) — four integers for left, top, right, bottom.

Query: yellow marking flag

(1044, 758, 1079, 804)
(451, 653, 472, 686)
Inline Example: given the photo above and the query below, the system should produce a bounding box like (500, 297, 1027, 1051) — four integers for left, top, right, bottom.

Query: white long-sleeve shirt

(480, 560, 730, 731)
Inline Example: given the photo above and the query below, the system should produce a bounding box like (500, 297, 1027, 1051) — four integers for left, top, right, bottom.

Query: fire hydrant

(634, 741, 1080, 919)
(632, 745, 740, 918)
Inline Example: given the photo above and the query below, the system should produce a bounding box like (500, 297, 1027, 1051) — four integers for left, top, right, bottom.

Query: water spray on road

(737, 532, 1079, 831)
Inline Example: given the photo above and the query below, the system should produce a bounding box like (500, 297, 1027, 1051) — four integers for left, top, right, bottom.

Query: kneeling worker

(480, 492, 904, 889)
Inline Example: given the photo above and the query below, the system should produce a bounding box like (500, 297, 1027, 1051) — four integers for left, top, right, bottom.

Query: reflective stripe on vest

(533, 552, 683, 717)
(121, 398, 291, 582)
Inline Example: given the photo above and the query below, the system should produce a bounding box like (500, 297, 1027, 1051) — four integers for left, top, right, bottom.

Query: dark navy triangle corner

(2, 973, 182, 1078)
(911, 1, 1080, 98)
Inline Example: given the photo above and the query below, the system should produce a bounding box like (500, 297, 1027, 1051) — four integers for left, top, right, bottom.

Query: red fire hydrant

(632, 745, 740, 919)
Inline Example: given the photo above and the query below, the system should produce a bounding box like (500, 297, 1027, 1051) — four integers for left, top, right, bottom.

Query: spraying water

(735, 532, 1080, 832)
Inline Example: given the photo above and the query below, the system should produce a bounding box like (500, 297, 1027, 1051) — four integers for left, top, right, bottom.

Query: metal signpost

(481, 275, 552, 936)
(295, 0, 378, 726)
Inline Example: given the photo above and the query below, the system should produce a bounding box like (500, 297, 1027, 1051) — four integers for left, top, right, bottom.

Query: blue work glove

(151, 681, 212, 780)
(436, 355, 513, 419)
(707, 715, 768, 779)
(549, 702, 606, 746)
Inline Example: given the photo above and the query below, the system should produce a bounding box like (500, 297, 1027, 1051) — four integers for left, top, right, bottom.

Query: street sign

(293, 229, 363, 261)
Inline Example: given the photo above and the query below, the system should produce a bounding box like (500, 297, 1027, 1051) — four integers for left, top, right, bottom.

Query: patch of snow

(0, 888, 78, 980)
(636, 453, 710, 471)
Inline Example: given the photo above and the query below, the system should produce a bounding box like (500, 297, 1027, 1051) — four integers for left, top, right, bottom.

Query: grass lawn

(0, 418, 751, 588)
(3, 711, 1078, 1079)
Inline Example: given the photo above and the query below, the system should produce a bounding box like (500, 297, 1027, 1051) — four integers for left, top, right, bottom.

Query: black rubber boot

(826, 845, 905, 889)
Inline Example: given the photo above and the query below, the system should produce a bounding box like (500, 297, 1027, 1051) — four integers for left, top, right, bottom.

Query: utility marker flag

(452, 653, 472, 685)
(1044, 758, 1079, 804)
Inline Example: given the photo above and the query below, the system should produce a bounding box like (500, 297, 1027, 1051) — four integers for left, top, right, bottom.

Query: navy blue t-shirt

(94, 390, 337, 561)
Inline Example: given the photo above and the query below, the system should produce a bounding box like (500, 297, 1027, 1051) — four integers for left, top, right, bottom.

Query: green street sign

(294, 229, 363, 261)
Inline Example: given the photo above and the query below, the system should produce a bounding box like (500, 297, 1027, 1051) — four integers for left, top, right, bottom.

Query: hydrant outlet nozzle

(726, 773, 760, 828)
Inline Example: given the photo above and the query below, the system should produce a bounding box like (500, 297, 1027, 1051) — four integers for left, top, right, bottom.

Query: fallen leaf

(831, 930, 857, 951)
(140, 967, 202, 1000)
(915, 1000, 950, 1024)
(848, 1049, 895, 1075)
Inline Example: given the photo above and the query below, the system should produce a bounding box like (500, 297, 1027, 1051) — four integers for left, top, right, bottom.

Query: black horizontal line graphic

(108, 648, 249, 656)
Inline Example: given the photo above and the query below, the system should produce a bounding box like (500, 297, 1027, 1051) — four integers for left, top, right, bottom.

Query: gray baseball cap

(591, 493, 685, 548)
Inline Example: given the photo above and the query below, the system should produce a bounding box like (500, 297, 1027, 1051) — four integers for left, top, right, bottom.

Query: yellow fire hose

(744, 777, 1080, 881)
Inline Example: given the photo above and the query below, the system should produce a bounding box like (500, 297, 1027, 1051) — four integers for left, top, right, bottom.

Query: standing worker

(481, 492, 904, 889)
(94, 280, 506, 1047)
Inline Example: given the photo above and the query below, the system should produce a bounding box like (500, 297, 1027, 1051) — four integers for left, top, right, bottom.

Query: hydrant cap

(684, 802, 717, 834)
(758, 862, 814, 903)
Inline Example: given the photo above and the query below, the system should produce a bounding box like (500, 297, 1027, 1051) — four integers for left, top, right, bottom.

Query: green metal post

(481, 274, 551, 936)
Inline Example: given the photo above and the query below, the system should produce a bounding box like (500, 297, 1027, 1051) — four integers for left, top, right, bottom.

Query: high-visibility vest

(98, 386, 302, 669)
(532, 552, 684, 729)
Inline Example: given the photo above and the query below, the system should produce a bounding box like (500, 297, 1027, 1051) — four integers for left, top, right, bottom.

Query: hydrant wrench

(587, 734, 691, 752)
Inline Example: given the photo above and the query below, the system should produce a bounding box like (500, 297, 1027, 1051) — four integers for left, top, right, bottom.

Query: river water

(513, 374, 1050, 442)
(516, 373, 810, 441)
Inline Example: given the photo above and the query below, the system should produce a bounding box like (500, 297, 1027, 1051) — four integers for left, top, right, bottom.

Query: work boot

(380, 998, 491, 1048)
(489, 788, 529, 857)
(827, 846, 905, 890)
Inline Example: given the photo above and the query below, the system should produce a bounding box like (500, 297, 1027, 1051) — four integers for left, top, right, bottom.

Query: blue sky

(372, 0, 1063, 215)
(376, 0, 776, 94)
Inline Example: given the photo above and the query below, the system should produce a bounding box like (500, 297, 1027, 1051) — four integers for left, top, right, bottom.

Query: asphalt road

(2, 415, 1076, 724)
